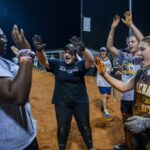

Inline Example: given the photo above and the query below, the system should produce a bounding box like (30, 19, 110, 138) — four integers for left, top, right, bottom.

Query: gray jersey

(118, 51, 141, 101)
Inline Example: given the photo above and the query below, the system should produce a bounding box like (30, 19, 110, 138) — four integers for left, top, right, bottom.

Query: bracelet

(18, 49, 35, 58)
(19, 56, 32, 63)
(20, 59, 32, 64)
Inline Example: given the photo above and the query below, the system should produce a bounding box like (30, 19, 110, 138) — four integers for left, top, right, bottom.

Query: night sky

(0, 0, 149, 59)
(0, 0, 80, 51)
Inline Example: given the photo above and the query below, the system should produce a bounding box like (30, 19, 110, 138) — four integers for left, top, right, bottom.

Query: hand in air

(111, 15, 120, 28)
(95, 57, 106, 75)
(70, 36, 85, 52)
(121, 11, 133, 27)
(11, 25, 35, 61)
(12, 24, 31, 50)
(32, 35, 46, 51)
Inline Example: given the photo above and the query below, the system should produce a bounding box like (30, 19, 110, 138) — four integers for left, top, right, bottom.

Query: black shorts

(121, 100, 134, 114)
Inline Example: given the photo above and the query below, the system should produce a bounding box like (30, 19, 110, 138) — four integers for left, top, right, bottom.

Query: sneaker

(103, 109, 110, 118)
(114, 144, 128, 150)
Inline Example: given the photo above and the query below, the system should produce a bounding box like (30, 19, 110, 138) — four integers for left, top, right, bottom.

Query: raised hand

(32, 34, 46, 51)
(11, 24, 31, 50)
(69, 36, 85, 52)
(95, 57, 106, 75)
(121, 11, 133, 27)
(125, 115, 150, 134)
(11, 25, 35, 62)
(111, 15, 120, 28)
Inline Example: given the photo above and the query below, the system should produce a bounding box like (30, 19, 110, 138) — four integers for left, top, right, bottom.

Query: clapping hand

(32, 35, 46, 51)
(111, 15, 120, 28)
(11, 25, 35, 62)
(95, 57, 106, 75)
(11, 25, 31, 50)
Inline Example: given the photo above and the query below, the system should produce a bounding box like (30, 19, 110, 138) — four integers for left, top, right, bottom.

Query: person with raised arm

(0, 25, 38, 150)
(96, 36, 150, 150)
(33, 35, 94, 150)
(106, 11, 144, 150)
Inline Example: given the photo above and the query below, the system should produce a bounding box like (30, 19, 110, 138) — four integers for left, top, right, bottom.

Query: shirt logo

(136, 83, 150, 98)
(59, 66, 79, 74)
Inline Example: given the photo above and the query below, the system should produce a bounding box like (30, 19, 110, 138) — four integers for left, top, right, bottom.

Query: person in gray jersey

(106, 11, 144, 150)
(0, 25, 38, 150)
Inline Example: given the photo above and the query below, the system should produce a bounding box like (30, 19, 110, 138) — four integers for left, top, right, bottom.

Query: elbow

(13, 95, 28, 106)
(89, 56, 95, 66)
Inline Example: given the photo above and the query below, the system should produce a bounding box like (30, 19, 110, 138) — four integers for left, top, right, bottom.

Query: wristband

(18, 49, 35, 58)
(19, 56, 32, 63)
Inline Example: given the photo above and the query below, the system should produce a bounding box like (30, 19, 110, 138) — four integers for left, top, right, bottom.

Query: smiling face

(127, 36, 139, 54)
(63, 49, 76, 65)
(138, 40, 150, 68)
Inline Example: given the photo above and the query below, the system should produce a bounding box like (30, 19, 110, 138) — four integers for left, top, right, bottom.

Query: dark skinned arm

(0, 24, 34, 105)
(0, 61, 32, 105)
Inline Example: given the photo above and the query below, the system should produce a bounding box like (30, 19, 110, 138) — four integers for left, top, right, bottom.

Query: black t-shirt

(47, 59, 89, 105)
(134, 68, 150, 116)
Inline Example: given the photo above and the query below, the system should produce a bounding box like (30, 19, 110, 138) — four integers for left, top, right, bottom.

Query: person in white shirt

(96, 47, 113, 118)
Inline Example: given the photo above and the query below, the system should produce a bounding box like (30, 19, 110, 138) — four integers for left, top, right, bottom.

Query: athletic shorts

(121, 100, 134, 114)
(98, 87, 111, 95)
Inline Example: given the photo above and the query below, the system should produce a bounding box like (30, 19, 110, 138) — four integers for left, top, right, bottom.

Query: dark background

(82, 0, 150, 50)
(0, 0, 149, 59)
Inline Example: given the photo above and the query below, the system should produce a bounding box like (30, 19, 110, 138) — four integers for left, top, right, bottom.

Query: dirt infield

(30, 69, 124, 150)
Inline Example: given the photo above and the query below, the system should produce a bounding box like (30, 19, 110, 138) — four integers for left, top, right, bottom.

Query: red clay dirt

(30, 69, 124, 150)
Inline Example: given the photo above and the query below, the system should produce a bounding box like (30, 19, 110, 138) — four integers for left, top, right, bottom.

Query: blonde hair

(141, 36, 150, 45)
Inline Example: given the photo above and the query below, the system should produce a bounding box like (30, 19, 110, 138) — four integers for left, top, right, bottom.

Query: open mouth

(65, 56, 71, 60)
(129, 47, 133, 51)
